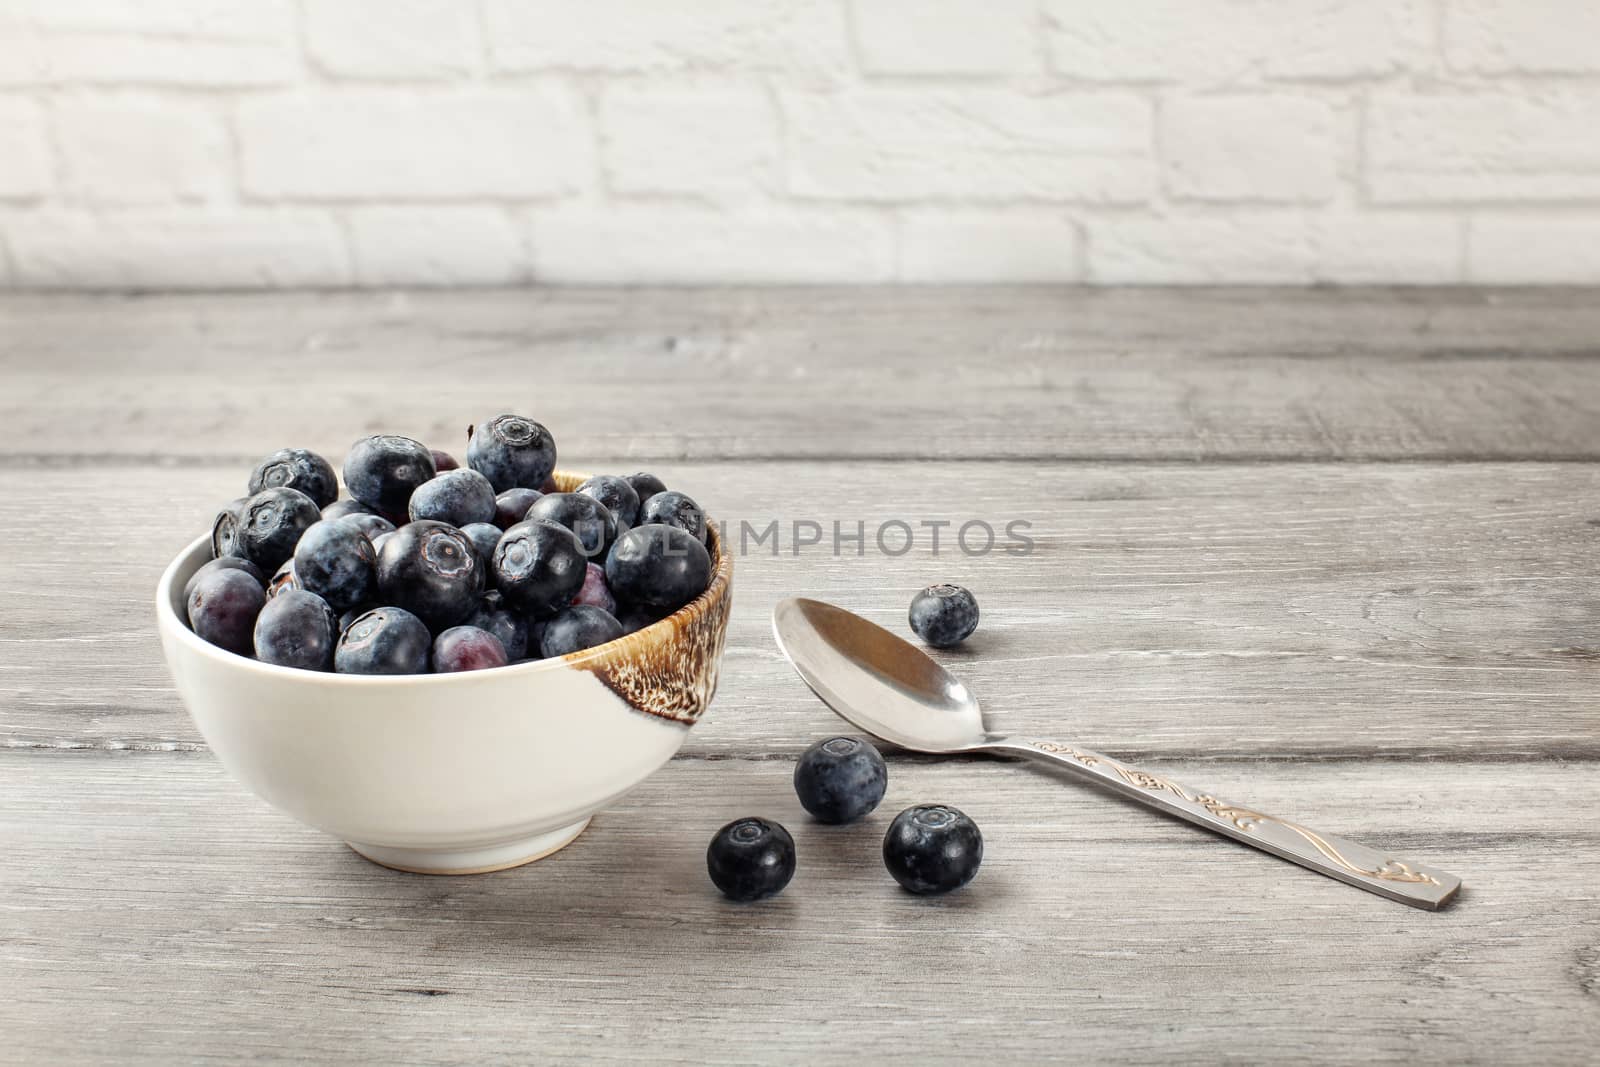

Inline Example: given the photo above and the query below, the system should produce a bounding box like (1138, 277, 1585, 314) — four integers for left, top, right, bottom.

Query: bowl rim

(158, 483, 733, 686)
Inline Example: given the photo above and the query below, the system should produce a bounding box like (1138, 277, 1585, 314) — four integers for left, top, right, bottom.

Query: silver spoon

(772, 597, 1461, 910)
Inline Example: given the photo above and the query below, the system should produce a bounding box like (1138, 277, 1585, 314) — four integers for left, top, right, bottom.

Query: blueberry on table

(247, 448, 338, 509)
(344, 435, 436, 516)
(320, 499, 375, 522)
(575, 474, 641, 530)
(186, 567, 267, 656)
(430, 449, 459, 473)
(624, 472, 668, 508)
(908, 584, 979, 649)
(433, 625, 508, 673)
(253, 589, 337, 671)
(525, 493, 618, 560)
(236, 487, 321, 572)
(294, 519, 378, 615)
(408, 468, 497, 527)
(571, 562, 616, 614)
(492, 519, 587, 618)
(465, 414, 557, 493)
(540, 604, 623, 657)
(267, 558, 299, 599)
(466, 593, 530, 661)
(210, 497, 248, 560)
(638, 490, 706, 544)
(335, 607, 432, 675)
(605, 524, 711, 614)
(459, 522, 503, 565)
(375, 521, 485, 632)
(706, 818, 797, 902)
(184, 557, 263, 605)
(794, 737, 888, 825)
(493, 487, 543, 531)
(882, 805, 983, 895)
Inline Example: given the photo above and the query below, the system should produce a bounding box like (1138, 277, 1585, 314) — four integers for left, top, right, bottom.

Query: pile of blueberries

(707, 735, 983, 901)
(184, 414, 714, 674)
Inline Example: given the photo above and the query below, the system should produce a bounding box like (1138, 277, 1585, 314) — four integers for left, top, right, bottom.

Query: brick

(0, 1, 296, 87)
(529, 207, 892, 283)
(1367, 89, 1600, 202)
(8, 210, 347, 288)
(853, 0, 1036, 76)
(1310, 214, 1463, 283)
(1044, 0, 1427, 82)
(347, 207, 527, 284)
(898, 213, 1081, 282)
(238, 89, 590, 200)
(783, 89, 1154, 202)
(305, 0, 476, 80)
(484, 0, 850, 74)
(1087, 214, 1315, 283)
(0, 98, 50, 198)
(1163, 95, 1338, 203)
(1445, 0, 1600, 74)
(54, 97, 229, 206)
(601, 85, 777, 199)
(1467, 215, 1600, 283)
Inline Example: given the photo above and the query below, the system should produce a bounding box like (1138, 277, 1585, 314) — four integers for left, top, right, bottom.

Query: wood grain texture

(4, 462, 1597, 758)
(3, 289, 1598, 1064)
(2, 752, 1595, 1066)
(1, 288, 1598, 463)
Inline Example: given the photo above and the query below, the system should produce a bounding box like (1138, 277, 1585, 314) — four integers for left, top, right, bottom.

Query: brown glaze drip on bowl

(550, 471, 734, 726)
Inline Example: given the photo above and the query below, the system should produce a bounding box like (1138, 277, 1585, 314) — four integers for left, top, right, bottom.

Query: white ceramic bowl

(156, 473, 733, 874)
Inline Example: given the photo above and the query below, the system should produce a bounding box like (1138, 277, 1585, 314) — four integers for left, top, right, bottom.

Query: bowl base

(347, 818, 591, 875)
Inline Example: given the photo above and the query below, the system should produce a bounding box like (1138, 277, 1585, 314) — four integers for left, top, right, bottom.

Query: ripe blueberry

(706, 818, 796, 902)
(605, 524, 711, 613)
(638, 490, 706, 544)
(459, 522, 503, 565)
(267, 558, 299, 599)
(186, 567, 266, 656)
(293, 519, 378, 614)
(335, 607, 432, 675)
(525, 492, 617, 560)
(248, 448, 338, 509)
(492, 519, 587, 618)
(909, 584, 979, 648)
(575, 474, 641, 530)
(344, 435, 436, 516)
(466, 592, 530, 661)
(624, 472, 668, 507)
(319, 499, 375, 522)
(375, 520, 486, 631)
(794, 737, 888, 825)
(236, 487, 320, 572)
(466, 414, 557, 493)
(339, 512, 395, 542)
(253, 589, 337, 671)
(882, 805, 983, 895)
(211, 497, 248, 560)
(433, 625, 508, 673)
(185, 557, 263, 606)
(493, 487, 544, 530)
(408, 468, 496, 527)
(540, 604, 623, 657)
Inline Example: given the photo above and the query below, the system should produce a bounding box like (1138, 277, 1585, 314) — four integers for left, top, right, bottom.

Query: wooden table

(3, 289, 1597, 1064)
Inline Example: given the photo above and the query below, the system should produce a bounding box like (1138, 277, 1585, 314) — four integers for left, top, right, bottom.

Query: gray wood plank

(2, 289, 1598, 463)
(2, 751, 1594, 1065)
(5, 461, 1597, 759)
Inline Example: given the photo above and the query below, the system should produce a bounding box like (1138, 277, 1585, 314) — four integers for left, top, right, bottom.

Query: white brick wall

(0, 0, 1597, 287)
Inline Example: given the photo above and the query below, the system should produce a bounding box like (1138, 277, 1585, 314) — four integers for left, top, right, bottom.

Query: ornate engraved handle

(996, 740, 1461, 909)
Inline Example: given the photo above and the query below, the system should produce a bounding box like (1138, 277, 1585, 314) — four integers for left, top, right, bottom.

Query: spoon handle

(994, 740, 1461, 909)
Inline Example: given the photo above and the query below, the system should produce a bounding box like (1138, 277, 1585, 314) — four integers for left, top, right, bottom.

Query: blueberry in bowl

(156, 461, 733, 877)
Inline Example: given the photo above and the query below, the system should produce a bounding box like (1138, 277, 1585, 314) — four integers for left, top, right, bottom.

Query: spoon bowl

(772, 597, 986, 753)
